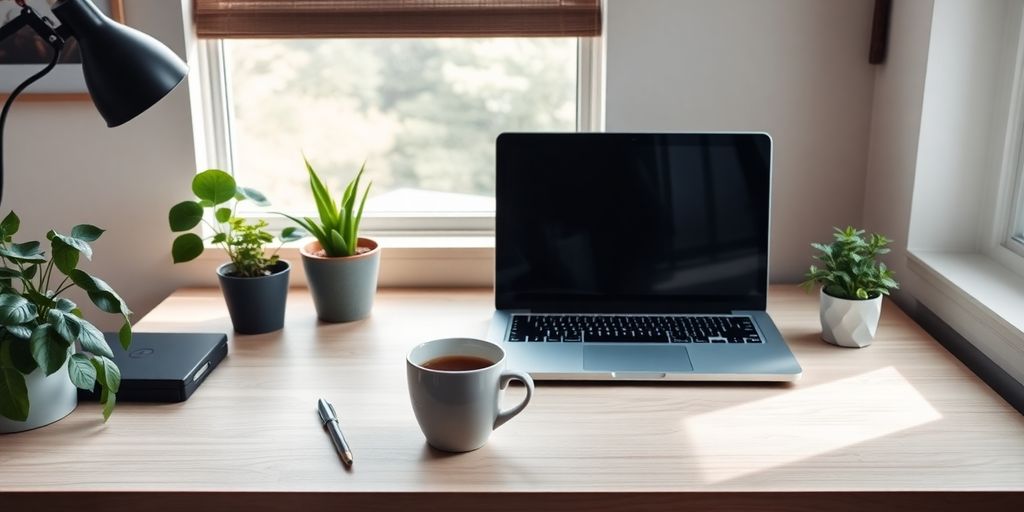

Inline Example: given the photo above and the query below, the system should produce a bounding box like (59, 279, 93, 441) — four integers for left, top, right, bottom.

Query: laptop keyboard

(508, 314, 763, 344)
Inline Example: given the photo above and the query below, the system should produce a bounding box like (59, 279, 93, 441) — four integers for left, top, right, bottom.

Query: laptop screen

(495, 133, 771, 313)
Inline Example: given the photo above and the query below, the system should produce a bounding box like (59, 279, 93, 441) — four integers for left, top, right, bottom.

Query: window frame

(986, 3, 1024, 278)
(196, 36, 603, 238)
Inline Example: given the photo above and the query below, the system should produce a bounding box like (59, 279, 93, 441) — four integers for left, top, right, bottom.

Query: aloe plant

(282, 158, 372, 258)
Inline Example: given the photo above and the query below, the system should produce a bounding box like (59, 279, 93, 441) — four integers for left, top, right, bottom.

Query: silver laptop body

(486, 133, 802, 382)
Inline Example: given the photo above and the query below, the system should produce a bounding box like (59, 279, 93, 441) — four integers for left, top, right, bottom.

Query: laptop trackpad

(583, 345, 693, 373)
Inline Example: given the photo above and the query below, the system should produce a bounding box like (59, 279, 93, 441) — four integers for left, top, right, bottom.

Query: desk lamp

(0, 0, 188, 203)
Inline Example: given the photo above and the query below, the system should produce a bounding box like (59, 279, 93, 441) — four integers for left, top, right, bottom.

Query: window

(195, 0, 603, 235)
(1003, 20, 1024, 261)
(212, 37, 580, 228)
(1010, 140, 1024, 254)
(195, 0, 602, 235)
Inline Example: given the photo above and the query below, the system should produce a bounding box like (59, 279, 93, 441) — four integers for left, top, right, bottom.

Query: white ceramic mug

(406, 338, 534, 452)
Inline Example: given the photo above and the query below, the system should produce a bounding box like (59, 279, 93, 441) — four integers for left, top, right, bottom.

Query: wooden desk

(2, 287, 1023, 511)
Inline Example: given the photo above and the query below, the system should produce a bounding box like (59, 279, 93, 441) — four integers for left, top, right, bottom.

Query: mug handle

(494, 369, 535, 430)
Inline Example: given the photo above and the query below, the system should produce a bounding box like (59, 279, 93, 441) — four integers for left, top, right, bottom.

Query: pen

(317, 398, 354, 465)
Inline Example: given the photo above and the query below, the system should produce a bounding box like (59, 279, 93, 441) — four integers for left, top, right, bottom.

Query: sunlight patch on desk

(683, 366, 942, 484)
(138, 298, 231, 324)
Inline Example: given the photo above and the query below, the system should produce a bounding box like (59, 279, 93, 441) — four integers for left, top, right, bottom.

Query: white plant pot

(0, 358, 77, 434)
(819, 289, 882, 348)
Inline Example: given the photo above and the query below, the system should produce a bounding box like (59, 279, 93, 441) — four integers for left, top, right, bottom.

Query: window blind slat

(194, 0, 602, 38)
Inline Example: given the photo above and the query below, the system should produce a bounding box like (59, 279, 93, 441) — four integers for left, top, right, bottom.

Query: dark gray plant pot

(301, 238, 381, 323)
(217, 260, 290, 334)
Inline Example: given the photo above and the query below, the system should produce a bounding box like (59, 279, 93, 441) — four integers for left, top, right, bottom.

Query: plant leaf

(30, 324, 70, 376)
(0, 211, 20, 238)
(168, 201, 204, 232)
(101, 387, 116, 421)
(236, 187, 270, 207)
(352, 180, 372, 244)
(24, 289, 55, 309)
(78, 321, 114, 358)
(172, 233, 204, 263)
(0, 341, 29, 421)
(280, 227, 304, 243)
(55, 298, 76, 312)
(329, 229, 349, 257)
(96, 355, 121, 394)
(118, 320, 132, 351)
(49, 232, 92, 261)
(192, 169, 237, 205)
(68, 270, 133, 317)
(51, 237, 81, 275)
(3, 335, 36, 373)
(215, 207, 232, 224)
(4, 324, 32, 340)
(0, 241, 46, 263)
(304, 158, 339, 229)
(70, 224, 104, 242)
(47, 309, 81, 343)
(0, 294, 38, 325)
(68, 353, 97, 391)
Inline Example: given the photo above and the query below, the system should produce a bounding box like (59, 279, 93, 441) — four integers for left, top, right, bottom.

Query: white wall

(5, 0, 883, 324)
(861, 0, 935, 309)
(605, 0, 878, 282)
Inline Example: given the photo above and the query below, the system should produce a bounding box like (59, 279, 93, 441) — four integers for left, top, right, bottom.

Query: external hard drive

(78, 332, 228, 402)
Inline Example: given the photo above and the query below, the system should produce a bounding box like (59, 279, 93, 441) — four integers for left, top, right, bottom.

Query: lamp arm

(0, 6, 65, 47)
(0, 10, 29, 41)
(0, 6, 66, 209)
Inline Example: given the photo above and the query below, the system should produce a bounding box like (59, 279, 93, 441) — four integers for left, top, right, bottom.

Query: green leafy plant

(169, 169, 301, 276)
(801, 226, 899, 300)
(281, 158, 371, 257)
(0, 212, 132, 422)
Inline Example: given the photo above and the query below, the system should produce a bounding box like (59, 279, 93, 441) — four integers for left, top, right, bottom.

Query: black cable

(0, 46, 62, 210)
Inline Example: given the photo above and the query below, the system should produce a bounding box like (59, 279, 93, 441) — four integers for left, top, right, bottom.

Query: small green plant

(281, 158, 371, 258)
(801, 226, 899, 300)
(0, 212, 132, 422)
(168, 169, 301, 275)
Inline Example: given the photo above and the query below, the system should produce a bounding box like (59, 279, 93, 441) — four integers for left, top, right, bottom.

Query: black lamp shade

(52, 0, 188, 127)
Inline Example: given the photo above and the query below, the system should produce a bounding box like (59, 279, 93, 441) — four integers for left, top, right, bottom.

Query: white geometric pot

(0, 358, 77, 434)
(819, 289, 882, 348)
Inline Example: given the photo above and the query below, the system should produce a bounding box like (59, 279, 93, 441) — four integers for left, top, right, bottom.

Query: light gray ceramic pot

(301, 238, 381, 323)
(0, 355, 77, 434)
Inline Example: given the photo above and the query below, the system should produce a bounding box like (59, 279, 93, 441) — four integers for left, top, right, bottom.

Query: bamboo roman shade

(194, 0, 602, 38)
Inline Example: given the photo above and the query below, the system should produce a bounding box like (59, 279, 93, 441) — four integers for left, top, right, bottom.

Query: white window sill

(907, 250, 1024, 381)
(194, 235, 495, 288)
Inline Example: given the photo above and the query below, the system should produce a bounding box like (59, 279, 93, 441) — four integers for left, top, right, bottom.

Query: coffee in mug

(407, 338, 534, 452)
(422, 355, 494, 371)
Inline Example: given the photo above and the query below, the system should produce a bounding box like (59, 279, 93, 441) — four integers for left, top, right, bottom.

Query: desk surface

(2, 287, 1024, 511)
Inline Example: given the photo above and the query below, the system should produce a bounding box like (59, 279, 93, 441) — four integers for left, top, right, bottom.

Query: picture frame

(0, 0, 124, 100)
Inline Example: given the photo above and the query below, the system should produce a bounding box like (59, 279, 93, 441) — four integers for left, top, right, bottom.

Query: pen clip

(317, 398, 338, 426)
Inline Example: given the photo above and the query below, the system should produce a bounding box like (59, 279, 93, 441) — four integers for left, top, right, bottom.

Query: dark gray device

(78, 332, 228, 402)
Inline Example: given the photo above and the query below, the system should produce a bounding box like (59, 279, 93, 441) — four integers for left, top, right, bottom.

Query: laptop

(486, 132, 802, 381)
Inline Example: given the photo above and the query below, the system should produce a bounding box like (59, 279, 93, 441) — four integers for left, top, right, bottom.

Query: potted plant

(169, 169, 301, 334)
(0, 212, 132, 433)
(281, 158, 379, 323)
(801, 226, 900, 348)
